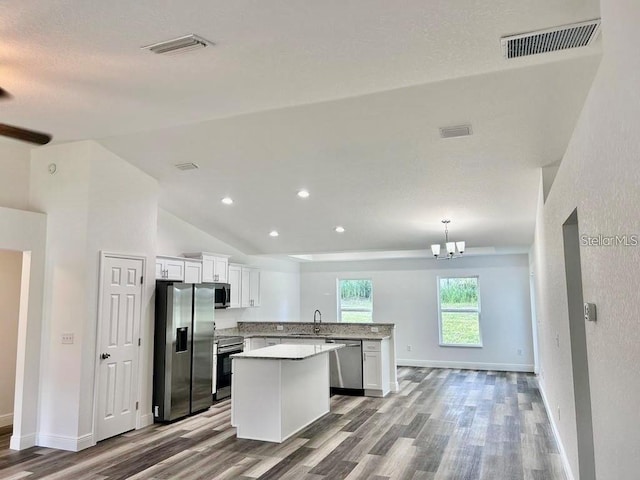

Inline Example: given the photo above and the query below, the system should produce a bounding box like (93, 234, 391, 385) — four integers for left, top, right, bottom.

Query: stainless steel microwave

(213, 283, 231, 309)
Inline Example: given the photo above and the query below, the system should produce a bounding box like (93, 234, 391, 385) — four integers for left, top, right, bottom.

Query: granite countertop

(216, 328, 390, 341)
(230, 343, 345, 360)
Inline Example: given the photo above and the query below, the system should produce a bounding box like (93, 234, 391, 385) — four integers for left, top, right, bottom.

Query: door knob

(101, 353, 111, 360)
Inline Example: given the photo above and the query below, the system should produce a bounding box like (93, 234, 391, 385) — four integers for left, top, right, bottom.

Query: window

(338, 279, 373, 323)
(438, 276, 481, 347)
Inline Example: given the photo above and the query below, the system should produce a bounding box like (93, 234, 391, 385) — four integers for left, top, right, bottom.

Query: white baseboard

(397, 359, 535, 372)
(0, 412, 13, 428)
(139, 412, 154, 429)
(389, 381, 400, 393)
(37, 432, 94, 452)
(537, 379, 575, 480)
(9, 432, 36, 450)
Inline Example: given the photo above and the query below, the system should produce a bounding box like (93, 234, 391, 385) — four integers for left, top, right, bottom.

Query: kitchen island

(231, 343, 344, 443)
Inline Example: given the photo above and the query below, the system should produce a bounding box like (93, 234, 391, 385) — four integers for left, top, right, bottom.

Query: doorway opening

(562, 209, 596, 480)
(0, 249, 29, 450)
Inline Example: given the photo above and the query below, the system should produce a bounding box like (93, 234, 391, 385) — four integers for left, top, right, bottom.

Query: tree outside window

(338, 279, 373, 323)
(438, 276, 482, 346)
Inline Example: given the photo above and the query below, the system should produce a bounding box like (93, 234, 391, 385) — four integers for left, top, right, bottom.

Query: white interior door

(96, 255, 143, 442)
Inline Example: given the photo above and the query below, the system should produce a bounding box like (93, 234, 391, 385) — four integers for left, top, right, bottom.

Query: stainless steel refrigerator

(153, 281, 215, 422)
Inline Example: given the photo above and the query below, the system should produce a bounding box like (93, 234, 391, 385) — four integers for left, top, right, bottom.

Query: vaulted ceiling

(0, 0, 601, 255)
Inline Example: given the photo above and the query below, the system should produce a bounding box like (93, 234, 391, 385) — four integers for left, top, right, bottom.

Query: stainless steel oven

(214, 336, 243, 401)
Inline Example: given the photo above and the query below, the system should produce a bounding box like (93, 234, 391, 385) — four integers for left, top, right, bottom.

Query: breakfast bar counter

(230, 343, 344, 442)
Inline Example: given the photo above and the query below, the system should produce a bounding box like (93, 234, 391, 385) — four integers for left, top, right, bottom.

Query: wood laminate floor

(0, 368, 565, 480)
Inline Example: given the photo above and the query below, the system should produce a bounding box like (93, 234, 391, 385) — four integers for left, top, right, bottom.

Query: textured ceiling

(0, 0, 602, 255)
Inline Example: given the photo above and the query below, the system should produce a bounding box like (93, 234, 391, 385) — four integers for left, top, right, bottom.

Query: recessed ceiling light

(269, 230, 279, 237)
(297, 189, 310, 198)
(221, 197, 233, 205)
(335, 226, 345, 233)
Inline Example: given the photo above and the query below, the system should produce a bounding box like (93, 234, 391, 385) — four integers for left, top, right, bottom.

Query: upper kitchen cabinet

(228, 263, 243, 308)
(183, 259, 202, 284)
(184, 253, 229, 283)
(241, 266, 261, 308)
(156, 256, 186, 281)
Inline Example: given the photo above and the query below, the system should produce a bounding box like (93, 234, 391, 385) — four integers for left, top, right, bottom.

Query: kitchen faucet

(313, 309, 322, 334)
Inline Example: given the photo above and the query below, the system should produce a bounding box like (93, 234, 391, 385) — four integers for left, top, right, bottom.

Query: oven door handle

(218, 345, 243, 354)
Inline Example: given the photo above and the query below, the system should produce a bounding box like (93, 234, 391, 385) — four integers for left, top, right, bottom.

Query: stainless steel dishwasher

(325, 339, 363, 394)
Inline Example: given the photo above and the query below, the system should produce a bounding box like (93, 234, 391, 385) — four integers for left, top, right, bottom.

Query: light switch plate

(584, 302, 597, 322)
(61, 333, 74, 344)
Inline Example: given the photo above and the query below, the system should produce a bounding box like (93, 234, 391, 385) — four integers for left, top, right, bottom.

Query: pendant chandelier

(431, 220, 465, 259)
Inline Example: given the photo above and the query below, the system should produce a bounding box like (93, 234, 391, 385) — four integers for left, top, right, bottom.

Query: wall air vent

(439, 125, 473, 139)
(501, 19, 601, 59)
(142, 34, 212, 55)
(175, 162, 199, 171)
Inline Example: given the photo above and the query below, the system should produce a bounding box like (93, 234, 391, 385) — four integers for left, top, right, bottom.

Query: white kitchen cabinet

(363, 339, 390, 397)
(183, 259, 202, 284)
(281, 338, 325, 346)
(250, 337, 267, 350)
(184, 252, 229, 283)
(248, 336, 283, 349)
(249, 268, 261, 307)
(241, 267, 261, 307)
(155, 256, 185, 281)
(228, 263, 242, 308)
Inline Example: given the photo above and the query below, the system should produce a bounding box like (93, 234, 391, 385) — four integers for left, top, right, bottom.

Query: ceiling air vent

(439, 125, 473, 139)
(142, 34, 212, 55)
(501, 19, 601, 59)
(175, 162, 199, 171)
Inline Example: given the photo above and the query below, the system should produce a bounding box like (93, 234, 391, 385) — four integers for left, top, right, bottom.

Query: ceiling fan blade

(0, 123, 52, 145)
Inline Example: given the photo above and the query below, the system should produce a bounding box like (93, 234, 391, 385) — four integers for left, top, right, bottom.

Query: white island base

(231, 344, 343, 443)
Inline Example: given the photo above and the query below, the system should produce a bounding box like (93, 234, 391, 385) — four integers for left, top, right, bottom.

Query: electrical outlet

(555, 333, 560, 348)
(407, 345, 412, 352)
(61, 333, 74, 344)
(370, 326, 379, 333)
(276, 325, 284, 331)
(517, 349, 523, 356)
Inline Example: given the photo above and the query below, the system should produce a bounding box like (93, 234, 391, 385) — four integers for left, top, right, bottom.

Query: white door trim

(92, 251, 147, 446)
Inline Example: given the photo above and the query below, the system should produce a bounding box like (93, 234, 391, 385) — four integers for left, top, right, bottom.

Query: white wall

(0, 140, 31, 210)
(157, 209, 300, 329)
(300, 254, 534, 371)
(0, 250, 23, 427)
(30, 141, 158, 450)
(531, 0, 640, 478)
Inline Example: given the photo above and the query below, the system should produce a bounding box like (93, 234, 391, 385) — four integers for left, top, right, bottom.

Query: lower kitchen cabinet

(363, 339, 390, 397)
(250, 337, 267, 350)
(281, 338, 325, 346)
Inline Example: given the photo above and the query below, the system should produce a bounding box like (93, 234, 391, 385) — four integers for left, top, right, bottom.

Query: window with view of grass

(438, 276, 482, 347)
(338, 279, 373, 323)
